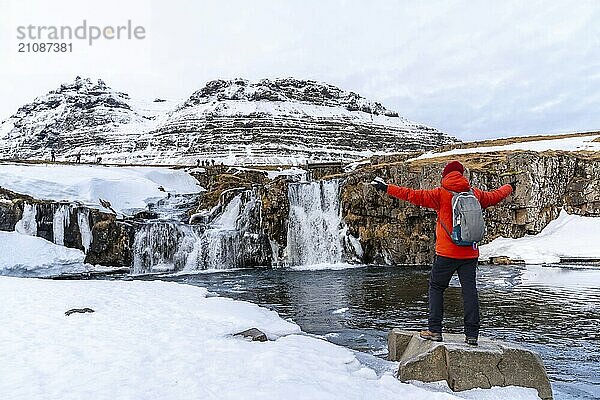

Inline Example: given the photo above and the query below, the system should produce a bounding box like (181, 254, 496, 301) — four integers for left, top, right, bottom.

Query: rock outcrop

(342, 150, 600, 264)
(388, 329, 553, 400)
(0, 77, 457, 165)
(85, 216, 135, 267)
(3, 144, 599, 270)
(0, 187, 135, 267)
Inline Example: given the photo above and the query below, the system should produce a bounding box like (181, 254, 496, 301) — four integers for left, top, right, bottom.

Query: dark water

(137, 264, 600, 400)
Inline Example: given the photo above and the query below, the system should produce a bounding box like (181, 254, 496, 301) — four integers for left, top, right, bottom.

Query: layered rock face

(0, 77, 456, 165)
(2, 148, 598, 269)
(144, 78, 454, 164)
(0, 187, 134, 267)
(0, 77, 165, 162)
(341, 151, 600, 264)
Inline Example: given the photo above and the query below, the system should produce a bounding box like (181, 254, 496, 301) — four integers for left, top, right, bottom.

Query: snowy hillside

(415, 131, 600, 160)
(0, 77, 456, 165)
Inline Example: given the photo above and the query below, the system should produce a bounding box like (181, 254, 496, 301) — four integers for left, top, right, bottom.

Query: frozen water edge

(0, 276, 541, 400)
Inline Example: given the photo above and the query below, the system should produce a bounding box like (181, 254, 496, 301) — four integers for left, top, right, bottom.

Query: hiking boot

(419, 330, 443, 342)
(465, 336, 478, 346)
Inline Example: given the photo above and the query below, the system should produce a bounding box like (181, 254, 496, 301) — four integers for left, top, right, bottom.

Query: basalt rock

(234, 328, 268, 342)
(85, 216, 135, 267)
(342, 150, 600, 264)
(388, 329, 553, 400)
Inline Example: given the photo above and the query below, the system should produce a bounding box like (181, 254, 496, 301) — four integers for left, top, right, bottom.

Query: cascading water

(132, 223, 200, 274)
(287, 180, 344, 265)
(131, 190, 265, 274)
(15, 203, 37, 236)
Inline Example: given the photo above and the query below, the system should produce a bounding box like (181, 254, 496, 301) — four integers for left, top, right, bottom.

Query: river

(134, 263, 600, 400)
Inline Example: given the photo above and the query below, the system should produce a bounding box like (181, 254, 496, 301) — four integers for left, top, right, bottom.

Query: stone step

(388, 329, 552, 400)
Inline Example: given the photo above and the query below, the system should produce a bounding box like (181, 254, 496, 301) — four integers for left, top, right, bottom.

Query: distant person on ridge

(371, 161, 514, 346)
(50, 149, 56, 162)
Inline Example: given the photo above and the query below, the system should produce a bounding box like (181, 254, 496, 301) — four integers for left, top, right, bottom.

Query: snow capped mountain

(0, 77, 457, 165)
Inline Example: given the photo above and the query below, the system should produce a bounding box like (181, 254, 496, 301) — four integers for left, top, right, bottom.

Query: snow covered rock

(479, 210, 600, 264)
(388, 329, 552, 400)
(0, 231, 85, 272)
(0, 77, 457, 165)
(0, 163, 201, 215)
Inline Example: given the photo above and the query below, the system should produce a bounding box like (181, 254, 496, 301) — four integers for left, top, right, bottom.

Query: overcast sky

(0, 0, 598, 140)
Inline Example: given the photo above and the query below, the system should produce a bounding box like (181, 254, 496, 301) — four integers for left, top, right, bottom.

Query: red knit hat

(442, 160, 464, 177)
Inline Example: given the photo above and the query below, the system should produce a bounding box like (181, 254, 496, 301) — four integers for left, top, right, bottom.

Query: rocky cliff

(0, 77, 456, 165)
(341, 150, 600, 264)
(2, 146, 598, 270)
(0, 187, 135, 267)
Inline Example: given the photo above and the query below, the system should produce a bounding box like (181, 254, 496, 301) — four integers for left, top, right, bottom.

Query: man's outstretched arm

(475, 184, 514, 208)
(372, 177, 440, 210)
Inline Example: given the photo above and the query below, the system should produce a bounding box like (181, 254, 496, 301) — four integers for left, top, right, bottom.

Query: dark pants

(428, 255, 480, 338)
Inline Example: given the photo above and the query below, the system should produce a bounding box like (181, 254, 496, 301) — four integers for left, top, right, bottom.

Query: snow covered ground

(0, 231, 84, 270)
(0, 276, 540, 400)
(415, 133, 600, 160)
(0, 231, 122, 277)
(480, 210, 600, 264)
(0, 163, 201, 214)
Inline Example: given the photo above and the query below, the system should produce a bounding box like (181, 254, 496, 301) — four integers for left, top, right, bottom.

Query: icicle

(15, 203, 38, 236)
(77, 209, 92, 253)
(52, 205, 71, 246)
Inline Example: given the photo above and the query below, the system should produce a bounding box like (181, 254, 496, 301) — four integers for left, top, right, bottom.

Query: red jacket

(386, 171, 513, 259)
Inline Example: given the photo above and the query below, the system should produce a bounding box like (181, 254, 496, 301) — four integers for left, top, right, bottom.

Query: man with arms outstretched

(372, 161, 514, 346)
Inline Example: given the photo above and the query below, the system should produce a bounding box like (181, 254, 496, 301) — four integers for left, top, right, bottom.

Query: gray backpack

(440, 190, 486, 248)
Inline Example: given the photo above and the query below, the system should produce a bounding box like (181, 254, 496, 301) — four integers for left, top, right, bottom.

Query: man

(371, 160, 514, 345)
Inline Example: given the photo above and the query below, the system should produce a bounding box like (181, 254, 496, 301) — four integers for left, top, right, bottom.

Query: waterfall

(15, 203, 37, 236)
(77, 209, 92, 253)
(184, 191, 257, 271)
(52, 205, 72, 246)
(287, 180, 344, 266)
(132, 223, 199, 274)
(132, 190, 264, 274)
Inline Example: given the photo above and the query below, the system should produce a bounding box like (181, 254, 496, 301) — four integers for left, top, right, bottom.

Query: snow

(0, 231, 85, 272)
(480, 210, 600, 264)
(332, 307, 349, 314)
(0, 276, 540, 400)
(177, 99, 420, 129)
(415, 133, 600, 160)
(0, 163, 201, 214)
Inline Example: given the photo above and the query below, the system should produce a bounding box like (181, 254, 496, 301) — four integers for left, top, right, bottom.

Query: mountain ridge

(0, 77, 457, 165)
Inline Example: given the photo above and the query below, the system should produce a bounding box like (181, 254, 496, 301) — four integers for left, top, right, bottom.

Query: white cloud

(0, 0, 598, 141)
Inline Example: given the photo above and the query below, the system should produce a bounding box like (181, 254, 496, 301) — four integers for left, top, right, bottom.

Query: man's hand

(509, 181, 517, 191)
(371, 177, 388, 192)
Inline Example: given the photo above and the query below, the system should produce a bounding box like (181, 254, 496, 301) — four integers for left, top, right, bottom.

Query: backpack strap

(438, 218, 453, 239)
(438, 188, 456, 239)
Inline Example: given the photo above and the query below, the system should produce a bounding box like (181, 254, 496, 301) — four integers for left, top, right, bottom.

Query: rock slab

(388, 329, 552, 400)
(234, 328, 268, 342)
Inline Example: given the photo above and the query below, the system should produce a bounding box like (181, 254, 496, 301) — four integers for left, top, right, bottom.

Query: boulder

(234, 328, 268, 342)
(388, 329, 552, 400)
